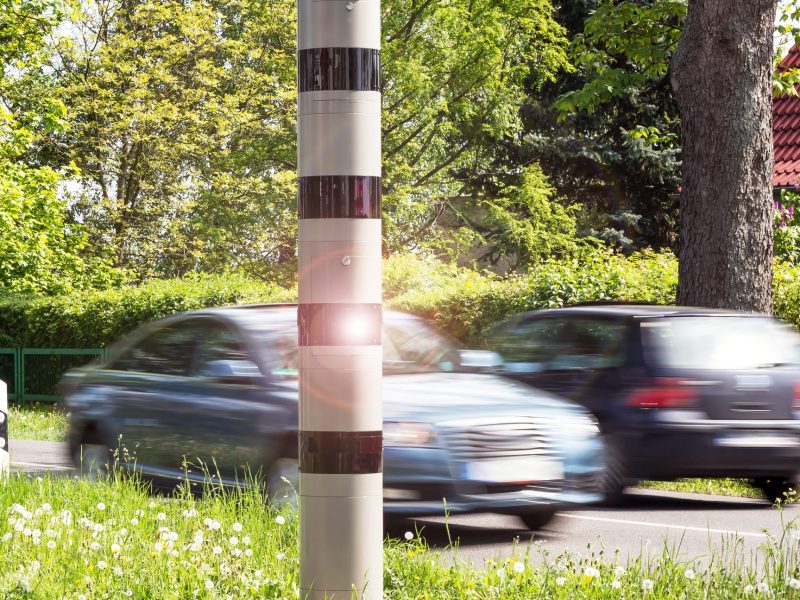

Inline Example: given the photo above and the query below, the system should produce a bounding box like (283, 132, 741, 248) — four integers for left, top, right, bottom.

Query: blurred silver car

(61, 305, 604, 529)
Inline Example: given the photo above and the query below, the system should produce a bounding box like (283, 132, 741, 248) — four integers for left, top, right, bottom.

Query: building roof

(774, 46, 800, 188)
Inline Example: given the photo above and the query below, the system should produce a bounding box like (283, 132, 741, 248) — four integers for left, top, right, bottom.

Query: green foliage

(477, 164, 583, 268)
(0, 274, 295, 348)
(388, 249, 679, 343)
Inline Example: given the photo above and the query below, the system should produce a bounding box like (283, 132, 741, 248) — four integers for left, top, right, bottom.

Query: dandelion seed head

(404, 531, 414, 541)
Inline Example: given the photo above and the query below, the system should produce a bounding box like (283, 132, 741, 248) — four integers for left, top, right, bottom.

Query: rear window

(642, 316, 800, 370)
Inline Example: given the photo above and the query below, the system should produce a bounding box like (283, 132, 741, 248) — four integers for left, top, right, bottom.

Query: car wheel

(518, 509, 557, 530)
(72, 436, 113, 481)
(267, 457, 299, 507)
(600, 434, 626, 505)
(754, 476, 796, 504)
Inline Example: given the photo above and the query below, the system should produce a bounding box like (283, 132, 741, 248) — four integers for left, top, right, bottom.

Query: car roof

(511, 303, 764, 320)
(175, 303, 419, 328)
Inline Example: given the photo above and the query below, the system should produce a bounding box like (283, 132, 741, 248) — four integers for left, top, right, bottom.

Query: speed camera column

(297, 0, 383, 598)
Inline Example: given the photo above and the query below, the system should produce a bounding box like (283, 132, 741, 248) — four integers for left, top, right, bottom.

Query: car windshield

(642, 316, 800, 370)
(262, 318, 458, 377)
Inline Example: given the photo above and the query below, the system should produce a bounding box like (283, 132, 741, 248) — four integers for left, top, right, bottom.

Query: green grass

(2, 473, 800, 598)
(640, 478, 763, 499)
(8, 402, 68, 441)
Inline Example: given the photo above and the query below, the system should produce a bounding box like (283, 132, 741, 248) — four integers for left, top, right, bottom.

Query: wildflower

(119, 527, 128, 537)
(90, 542, 101, 551)
(744, 585, 754, 593)
(135, 509, 145, 517)
(513, 562, 525, 574)
(245, 548, 253, 557)
(205, 579, 215, 590)
(404, 531, 414, 541)
(157, 512, 166, 521)
(114, 567, 124, 576)
(30, 561, 40, 572)
(182, 508, 197, 518)
(232, 522, 242, 532)
(555, 577, 566, 586)
(97, 561, 108, 570)
(78, 595, 87, 600)
(154, 542, 163, 552)
(47, 540, 57, 549)
(584, 567, 600, 579)
(130, 518, 139, 526)
(685, 569, 696, 580)
(232, 548, 242, 557)
(275, 515, 286, 525)
(497, 567, 506, 580)
(276, 552, 286, 561)
(242, 535, 250, 546)
(642, 579, 654, 591)
(111, 543, 121, 554)
(149, 501, 157, 509)
(213, 546, 223, 555)
(23, 528, 32, 537)
(611, 580, 621, 589)
(96, 502, 106, 511)
(229, 536, 239, 546)
(757, 582, 769, 593)
(789, 578, 800, 590)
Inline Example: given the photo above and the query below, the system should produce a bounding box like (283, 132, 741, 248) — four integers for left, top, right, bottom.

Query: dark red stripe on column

(300, 431, 382, 474)
(299, 176, 381, 219)
(299, 48, 380, 93)
(298, 303, 381, 347)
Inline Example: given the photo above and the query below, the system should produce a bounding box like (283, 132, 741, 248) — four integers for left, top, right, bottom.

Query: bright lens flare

(338, 310, 372, 344)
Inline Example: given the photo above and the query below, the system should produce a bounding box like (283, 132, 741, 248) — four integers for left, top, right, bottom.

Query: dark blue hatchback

(486, 304, 800, 503)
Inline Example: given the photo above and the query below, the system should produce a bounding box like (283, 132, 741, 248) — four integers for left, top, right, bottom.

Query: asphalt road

(10, 440, 800, 569)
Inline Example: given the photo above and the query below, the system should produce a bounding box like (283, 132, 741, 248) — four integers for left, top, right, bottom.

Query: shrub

(0, 273, 296, 348)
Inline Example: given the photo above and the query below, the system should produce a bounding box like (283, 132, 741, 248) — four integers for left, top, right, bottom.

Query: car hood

(380, 372, 584, 423)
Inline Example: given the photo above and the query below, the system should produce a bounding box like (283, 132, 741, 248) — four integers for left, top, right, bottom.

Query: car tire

(72, 433, 113, 481)
(600, 434, 626, 505)
(518, 509, 557, 531)
(754, 476, 796, 504)
(267, 457, 299, 507)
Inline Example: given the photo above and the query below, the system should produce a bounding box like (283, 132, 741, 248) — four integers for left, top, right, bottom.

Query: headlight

(561, 414, 600, 440)
(383, 422, 436, 446)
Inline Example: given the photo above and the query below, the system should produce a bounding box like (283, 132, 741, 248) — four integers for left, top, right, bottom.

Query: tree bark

(671, 0, 777, 313)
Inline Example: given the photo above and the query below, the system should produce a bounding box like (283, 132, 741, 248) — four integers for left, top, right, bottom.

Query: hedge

(0, 274, 295, 348)
(4, 250, 800, 349)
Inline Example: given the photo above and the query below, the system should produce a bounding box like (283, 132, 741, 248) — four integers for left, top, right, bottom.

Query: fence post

(0, 379, 8, 477)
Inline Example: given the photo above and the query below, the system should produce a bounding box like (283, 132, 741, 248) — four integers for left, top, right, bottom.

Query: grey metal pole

(0, 380, 8, 477)
(297, 0, 383, 598)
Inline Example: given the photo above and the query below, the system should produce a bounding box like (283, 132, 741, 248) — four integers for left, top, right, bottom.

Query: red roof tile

(774, 46, 800, 188)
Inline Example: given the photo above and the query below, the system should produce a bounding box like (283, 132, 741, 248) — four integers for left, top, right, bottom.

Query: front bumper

(383, 446, 603, 516)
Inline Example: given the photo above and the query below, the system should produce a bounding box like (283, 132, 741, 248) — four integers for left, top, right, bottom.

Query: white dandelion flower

(232, 522, 242, 532)
(96, 560, 108, 570)
(96, 502, 106, 511)
(275, 516, 286, 525)
(513, 562, 525, 574)
(757, 582, 769, 594)
(685, 569, 696, 580)
(242, 535, 250, 546)
(229, 536, 239, 546)
(205, 579, 215, 590)
(90, 542, 101, 551)
(111, 543, 121, 554)
(404, 531, 414, 541)
(614, 566, 625, 577)
(555, 577, 566, 586)
(642, 579, 654, 591)
(497, 567, 506, 580)
(611, 580, 621, 589)
(276, 552, 286, 561)
(245, 548, 253, 557)
(47, 540, 57, 549)
(130, 518, 139, 526)
(789, 578, 800, 590)
(584, 567, 600, 578)
(213, 546, 223, 555)
(154, 542, 163, 552)
(157, 512, 166, 521)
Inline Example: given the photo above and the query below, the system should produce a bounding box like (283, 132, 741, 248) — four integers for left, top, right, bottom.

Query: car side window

(493, 317, 626, 373)
(194, 323, 261, 377)
(110, 323, 197, 376)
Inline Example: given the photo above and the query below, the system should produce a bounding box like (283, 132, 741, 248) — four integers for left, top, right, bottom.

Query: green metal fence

(0, 348, 106, 403)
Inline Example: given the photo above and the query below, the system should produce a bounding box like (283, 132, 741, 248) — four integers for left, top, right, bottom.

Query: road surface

(10, 439, 800, 569)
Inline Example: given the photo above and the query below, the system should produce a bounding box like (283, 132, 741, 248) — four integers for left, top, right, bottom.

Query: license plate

(714, 433, 800, 448)
(463, 457, 564, 483)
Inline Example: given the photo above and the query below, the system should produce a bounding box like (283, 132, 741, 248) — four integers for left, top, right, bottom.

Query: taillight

(627, 378, 699, 409)
(793, 382, 800, 410)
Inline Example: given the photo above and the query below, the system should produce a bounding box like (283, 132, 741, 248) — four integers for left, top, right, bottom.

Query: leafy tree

(671, 0, 777, 311)
(0, 0, 121, 295)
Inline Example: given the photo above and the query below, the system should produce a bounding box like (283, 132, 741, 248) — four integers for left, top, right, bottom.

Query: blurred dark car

(60, 305, 603, 529)
(485, 304, 800, 503)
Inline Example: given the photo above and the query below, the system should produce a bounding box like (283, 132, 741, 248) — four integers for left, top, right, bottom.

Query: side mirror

(456, 350, 504, 373)
(201, 359, 263, 385)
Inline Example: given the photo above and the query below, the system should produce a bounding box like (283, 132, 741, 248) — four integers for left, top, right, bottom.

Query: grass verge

(8, 402, 68, 441)
(2, 473, 800, 598)
(640, 479, 763, 499)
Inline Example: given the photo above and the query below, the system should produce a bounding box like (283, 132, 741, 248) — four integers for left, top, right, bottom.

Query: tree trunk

(670, 0, 777, 313)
